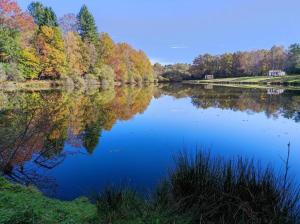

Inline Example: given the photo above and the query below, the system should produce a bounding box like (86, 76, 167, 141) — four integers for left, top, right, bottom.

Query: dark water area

(0, 84, 300, 200)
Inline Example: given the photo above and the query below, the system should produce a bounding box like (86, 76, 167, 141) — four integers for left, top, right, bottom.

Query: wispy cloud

(169, 44, 189, 49)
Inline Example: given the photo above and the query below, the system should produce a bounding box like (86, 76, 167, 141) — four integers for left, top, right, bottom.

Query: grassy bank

(0, 178, 98, 223)
(1, 151, 299, 223)
(185, 75, 300, 86)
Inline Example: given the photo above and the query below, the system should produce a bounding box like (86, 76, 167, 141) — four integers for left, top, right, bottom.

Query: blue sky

(18, 0, 300, 64)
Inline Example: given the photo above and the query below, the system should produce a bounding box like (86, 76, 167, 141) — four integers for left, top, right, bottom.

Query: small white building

(268, 70, 286, 77)
(204, 75, 214, 80)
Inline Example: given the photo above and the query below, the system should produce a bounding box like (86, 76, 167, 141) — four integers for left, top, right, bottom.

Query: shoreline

(1, 76, 300, 92)
(0, 80, 155, 91)
(182, 75, 300, 86)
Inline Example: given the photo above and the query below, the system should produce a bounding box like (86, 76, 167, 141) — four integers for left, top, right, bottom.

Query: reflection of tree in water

(0, 86, 154, 190)
(159, 84, 300, 122)
(2, 84, 298, 192)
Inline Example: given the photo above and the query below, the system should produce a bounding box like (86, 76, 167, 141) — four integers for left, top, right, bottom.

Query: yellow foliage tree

(97, 32, 115, 65)
(18, 47, 41, 79)
(64, 32, 85, 76)
(35, 26, 67, 79)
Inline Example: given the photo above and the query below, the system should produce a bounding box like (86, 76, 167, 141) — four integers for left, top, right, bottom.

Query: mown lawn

(188, 75, 300, 85)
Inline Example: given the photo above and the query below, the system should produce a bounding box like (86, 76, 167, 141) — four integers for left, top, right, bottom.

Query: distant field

(186, 75, 300, 85)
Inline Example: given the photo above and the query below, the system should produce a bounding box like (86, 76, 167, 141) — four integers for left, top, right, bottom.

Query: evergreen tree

(77, 5, 98, 44)
(28, 2, 58, 27)
(287, 44, 300, 74)
(0, 26, 20, 63)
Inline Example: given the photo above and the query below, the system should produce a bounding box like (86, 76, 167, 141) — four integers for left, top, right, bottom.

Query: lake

(0, 84, 300, 200)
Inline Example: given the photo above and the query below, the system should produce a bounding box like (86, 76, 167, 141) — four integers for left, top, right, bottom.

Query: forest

(0, 0, 154, 85)
(154, 45, 300, 81)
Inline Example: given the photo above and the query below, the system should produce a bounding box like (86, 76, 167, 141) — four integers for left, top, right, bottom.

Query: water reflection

(0, 86, 154, 192)
(158, 84, 300, 122)
(0, 84, 299, 199)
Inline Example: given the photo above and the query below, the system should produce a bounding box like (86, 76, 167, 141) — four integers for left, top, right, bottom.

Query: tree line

(190, 45, 300, 78)
(0, 0, 154, 84)
(154, 45, 300, 81)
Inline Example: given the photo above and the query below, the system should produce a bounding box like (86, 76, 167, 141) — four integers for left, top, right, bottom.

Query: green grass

(1, 150, 299, 223)
(186, 75, 300, 86)
(0, 178, 98, 224)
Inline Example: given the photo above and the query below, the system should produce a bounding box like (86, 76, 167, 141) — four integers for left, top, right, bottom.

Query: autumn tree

(77, 5, 98, 44)
(190, 54, 219, 78)
(64, 31, 84, 76)
(190, 46, 290, 78)
(97, 33, 115, 65)
(270, 45, 287, 70)
(35, 26, 67, 79)
(0, 1, 155, 83)
(18, 47, 41, 79)
(59, 14, 79, 35)
(130, 50, 154, 82)
(81, 40, 97, 74)
(0, 0, 35, 32)
(110, 43, 154, 83)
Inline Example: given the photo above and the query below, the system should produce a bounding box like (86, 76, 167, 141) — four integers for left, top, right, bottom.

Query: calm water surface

(1, 84, 300, 200)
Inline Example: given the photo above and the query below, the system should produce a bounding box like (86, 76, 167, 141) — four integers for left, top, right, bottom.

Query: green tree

(287, 44, 300, 74)
(0, 26, 20, 63)
(220, 53, 233, 77)
(77, 5, 98, 44)
(28, 2, 58, 27)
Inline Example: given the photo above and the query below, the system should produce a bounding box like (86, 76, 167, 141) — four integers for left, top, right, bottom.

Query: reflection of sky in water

(44, 95, 300, 200)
